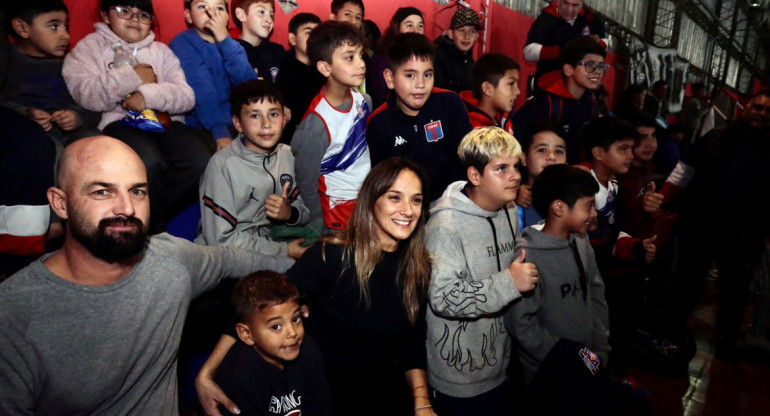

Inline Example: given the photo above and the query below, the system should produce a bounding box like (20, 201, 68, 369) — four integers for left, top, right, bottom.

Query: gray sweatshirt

(0, 233, 294, 415)
(426, 181, 522, 398)
(503, 227, 610, 384)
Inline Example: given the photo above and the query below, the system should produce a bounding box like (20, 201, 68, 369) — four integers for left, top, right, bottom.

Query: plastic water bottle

(112, 43, 138, 68)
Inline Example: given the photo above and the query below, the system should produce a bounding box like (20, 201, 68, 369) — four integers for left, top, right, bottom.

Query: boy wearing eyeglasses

(514, 37, 607, 164)
(3, 0, 100, 146)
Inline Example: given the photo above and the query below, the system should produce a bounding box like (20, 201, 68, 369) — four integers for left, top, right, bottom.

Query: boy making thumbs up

(196, 80, 309, 259)
(425, 127, 537, 415)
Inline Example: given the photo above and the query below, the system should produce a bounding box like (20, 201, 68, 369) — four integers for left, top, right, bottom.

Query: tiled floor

(629, 279, 770, 416)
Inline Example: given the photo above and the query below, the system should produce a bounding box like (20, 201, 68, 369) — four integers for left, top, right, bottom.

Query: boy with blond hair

(290, 21, 371, 231)
(232, 0, 285, 83)
(426, 127, 538, 415)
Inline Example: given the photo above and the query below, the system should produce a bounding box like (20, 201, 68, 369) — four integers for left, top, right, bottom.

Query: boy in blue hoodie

(426, 127, 538, 416)
(170, 0, 257, 151)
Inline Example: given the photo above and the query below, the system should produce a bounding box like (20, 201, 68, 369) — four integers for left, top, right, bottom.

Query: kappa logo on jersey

(582, 25, 591, 36)
(394, 136, 407, 147)
(271, 67, 280, 83)
(424, 120, 444, 142)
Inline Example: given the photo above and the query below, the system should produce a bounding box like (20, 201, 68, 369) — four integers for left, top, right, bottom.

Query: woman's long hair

(374, 7, 424, 55)
(322, 158, 432, 324)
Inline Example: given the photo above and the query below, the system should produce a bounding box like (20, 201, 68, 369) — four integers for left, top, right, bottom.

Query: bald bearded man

(0, 136, 293, 415)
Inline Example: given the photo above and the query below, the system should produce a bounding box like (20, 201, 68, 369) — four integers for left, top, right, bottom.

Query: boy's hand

(51, 110, 81, 131)
(287, 238, 308, 259)
(509, 250, 538, 292)
(516, 184, 532, 208)
(204, 6, 229, 42)
(26, 109, 52, 131)
(642, 182, 664, 213)
(265, 182, 292, 221)
(121, 92, 146, 112)
(642, 235, 657, 263)
(133, 64, 157, 84)
(215, 137, 233, 151)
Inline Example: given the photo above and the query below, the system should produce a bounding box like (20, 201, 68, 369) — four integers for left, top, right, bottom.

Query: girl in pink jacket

(63, 0, 211, 232)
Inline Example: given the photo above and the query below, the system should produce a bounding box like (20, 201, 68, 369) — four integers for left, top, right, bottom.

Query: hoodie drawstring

(569, 240, 588, 304)
(487, 208, 517, 273)
(486, 217, 502, 272)
(262, 152, 277, 194)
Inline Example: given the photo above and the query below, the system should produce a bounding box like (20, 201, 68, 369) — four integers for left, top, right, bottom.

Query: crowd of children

(1, 0, 768, 415)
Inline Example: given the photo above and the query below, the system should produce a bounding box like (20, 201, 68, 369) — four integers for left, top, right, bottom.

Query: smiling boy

(504, 164, 612, 414)
(514, 36, 606, 163)
(515, 119, 568, 227)
(232, 0, 285, 83)
(196, 80, 309, 259)
(290, 21, 372, 231)
(366, 33, 472, 202)
(425, 127, 537, 415)
(434, 7, 481, 92)
(579, 116, 656, 282)
(214, 271, 332, 416)
(460, 52, 521, 134)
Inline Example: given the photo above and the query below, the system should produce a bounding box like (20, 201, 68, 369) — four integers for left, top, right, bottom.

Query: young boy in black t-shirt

(215, 271, 331, 416)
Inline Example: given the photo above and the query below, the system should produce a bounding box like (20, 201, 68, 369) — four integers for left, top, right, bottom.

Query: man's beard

(69, 216, 148, 263)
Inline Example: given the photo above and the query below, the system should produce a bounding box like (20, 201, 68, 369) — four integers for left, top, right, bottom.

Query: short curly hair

(232, 270, 299, 323)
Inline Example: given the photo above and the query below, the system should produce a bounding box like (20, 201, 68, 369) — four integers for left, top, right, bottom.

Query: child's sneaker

(612, 376, 652, 398)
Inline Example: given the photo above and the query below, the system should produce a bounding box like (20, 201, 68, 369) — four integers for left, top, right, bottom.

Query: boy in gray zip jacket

(196, 80, 310, 259)
(426, 127, 539, 415)
(504, 164, 609, 385)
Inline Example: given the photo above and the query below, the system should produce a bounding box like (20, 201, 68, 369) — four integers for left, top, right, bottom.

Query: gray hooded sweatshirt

(503, 227, 610, 384)
(426, 181, 522, 398)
